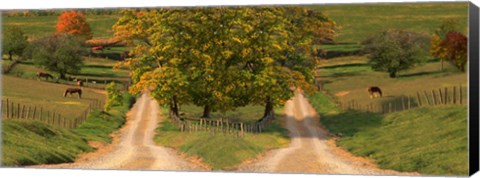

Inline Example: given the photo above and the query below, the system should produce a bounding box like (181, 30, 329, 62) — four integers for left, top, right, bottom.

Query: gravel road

(32, 93, 205, 171)
(237, 91, 418, 176)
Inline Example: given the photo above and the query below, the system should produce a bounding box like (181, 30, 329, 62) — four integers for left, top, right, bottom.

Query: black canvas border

(469, 1, 480, 176)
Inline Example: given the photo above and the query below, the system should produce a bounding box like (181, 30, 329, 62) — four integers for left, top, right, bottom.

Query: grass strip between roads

(154, 108, 290, 170)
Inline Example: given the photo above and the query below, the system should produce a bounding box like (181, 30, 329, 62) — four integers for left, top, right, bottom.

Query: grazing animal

(76, 80, 84, 87)
(64, 88, 82, 98)
(36, 72, 54, 81)
(368, 86, 383, 99)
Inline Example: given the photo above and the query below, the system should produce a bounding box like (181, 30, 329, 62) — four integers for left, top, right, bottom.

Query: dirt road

(33, 93, 205, 171)
(237, 91, 416, 175)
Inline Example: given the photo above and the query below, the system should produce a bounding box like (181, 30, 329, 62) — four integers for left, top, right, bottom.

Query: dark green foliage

(25, 34, 86, 79)
(363, 29, 430, 78)
(2, 26, 29, 60)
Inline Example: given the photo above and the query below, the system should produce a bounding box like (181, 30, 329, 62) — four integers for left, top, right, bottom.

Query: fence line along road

(1, 98, 104, 129)
(338, 84, 467, 114)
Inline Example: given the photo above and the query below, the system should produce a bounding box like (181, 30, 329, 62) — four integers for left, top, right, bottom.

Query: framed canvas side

(469, 1, 480, 176)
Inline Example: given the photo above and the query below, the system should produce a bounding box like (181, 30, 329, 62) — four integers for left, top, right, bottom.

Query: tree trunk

(59, 73, 66, 80)
(8, 51, 13, 60)
(170, 96, 179, 117)
(389, 71, 397, 78)
(202, 104, 211, 118)
(441, 59, 444, 71)
(263, 96, 273, 118)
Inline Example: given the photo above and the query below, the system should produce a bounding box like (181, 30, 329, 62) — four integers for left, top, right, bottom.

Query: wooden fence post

(388, 102, 392, 113)
(401, 97, 405, 111)
(6, 99, 9, 119)
(226, 120, 230, 134)
(33, 107, 37, 120)
(17, 103, 20, 118)
(453, 86, 457, 104)
(416, 92, 422, 107)
(52, 112, 56, 126)
(240, 123, 244, 136)
(27, 106, 31, 119)
(445, 87, 448, 104)
(459, 84, 463, 104)
(408, 96, 411, 110)
(431, 90, 437, 105)
(40, 108, 43, 121)
(438, 88, 444, 104)
(423, 91, 431, 105)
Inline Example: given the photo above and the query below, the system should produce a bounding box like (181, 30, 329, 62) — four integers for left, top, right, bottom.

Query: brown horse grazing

(36, 72, 54, 81)
(368, 86, 383, 99)
(64, 88, 82, 98)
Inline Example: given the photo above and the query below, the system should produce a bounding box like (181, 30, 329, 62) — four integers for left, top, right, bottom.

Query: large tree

(363, 29, 430, 78)
(56, 11, 93, 40)
(113, 7, 334, 118)
(2, 26, 28, 60)
(27, 34, 86, 79)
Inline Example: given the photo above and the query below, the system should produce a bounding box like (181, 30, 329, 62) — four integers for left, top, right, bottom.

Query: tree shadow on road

(320, 111, 384, 137)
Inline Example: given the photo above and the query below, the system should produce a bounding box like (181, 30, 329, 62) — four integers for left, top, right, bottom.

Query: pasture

(308, 92, 467, 175)
(311, 2, 468, 43)
(2, 14, 119, 39)
(316, 55, 467, 108)
(8, 56, 129, 89)
(2, 94, 134, 166)
(2, 75, 105, 119)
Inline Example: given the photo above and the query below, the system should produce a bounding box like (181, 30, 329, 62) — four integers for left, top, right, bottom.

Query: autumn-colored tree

(430, 34, 448, 70)
(113, 7, 334, 118)
(441, 32, 467, 72)
(3, 26, 29, 60)
(56, 11, 93, 40)
(431, 18, 463, 70)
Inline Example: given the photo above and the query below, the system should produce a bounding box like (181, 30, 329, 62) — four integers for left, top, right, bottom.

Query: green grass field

(154, 107, 289, 170)
(317, 55, 467, 107)
(2, 94, 134, 166)
(2, 75, 105, 119)
(311, 2, 468, 43)
(308, 92, 467, 175)
(8, 57, 129, 89)
(2, 15, 120, 39)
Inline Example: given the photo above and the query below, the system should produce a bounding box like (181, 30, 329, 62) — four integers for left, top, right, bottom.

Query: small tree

(431, 18, 463, 70)
(104, 82, 123, 112)
(27, 34, 86, 79)
(441, 32, 467, 72)
(363, 29, 430, 78)
(56, 11, 93, 40)
(2, 26, 28, 60)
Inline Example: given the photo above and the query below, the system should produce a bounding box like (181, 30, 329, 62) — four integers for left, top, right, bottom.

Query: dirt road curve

(32, 93, 205, 171)
(237, 91, 417, 175)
